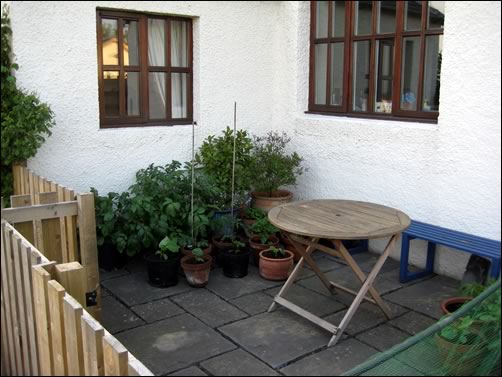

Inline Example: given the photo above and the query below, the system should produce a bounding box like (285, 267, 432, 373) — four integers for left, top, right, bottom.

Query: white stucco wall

(9, 1, 501, 279)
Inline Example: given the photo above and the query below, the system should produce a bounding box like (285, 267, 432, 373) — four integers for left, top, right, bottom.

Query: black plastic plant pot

(98, 241, 128, 271)
(144, 253, 179, 288)
(220, 248, 251, 278)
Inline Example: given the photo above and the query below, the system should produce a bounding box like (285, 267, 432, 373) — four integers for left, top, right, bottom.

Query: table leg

(328, 234, 398, 347)
(334, 240, 393, 320)
(268, 235, 319, 312)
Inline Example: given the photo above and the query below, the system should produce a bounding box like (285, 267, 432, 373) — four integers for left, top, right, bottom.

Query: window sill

(304, 111, 438, 125)
(100, 120, 193, 129)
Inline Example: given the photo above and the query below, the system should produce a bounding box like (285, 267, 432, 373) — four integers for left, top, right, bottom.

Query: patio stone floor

(100, 251, 460, 376)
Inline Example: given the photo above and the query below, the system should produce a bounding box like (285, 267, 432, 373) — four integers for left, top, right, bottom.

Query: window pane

(123, 20, 139, 66)
(103, 71, 120, 116)
(171, 21, 189, 67)
(330, 43, 344, 106)
(332, 1, 345, 37)
(428, 1, 445, 29)
(149, 73, 166, 119)
(355, 1, 373, 36)
(102, 19, 118, 65)
(374, 40, 394, 113)
(316, 1, 329, 38)
(401, 37, 420, 111)
(314, 44, 328, 105)
(423, 35, 443, 112)
(125, 72, 140, 116)
(404, 1, 422, 31)
(148, 19, 165, 66)
(352, 41, 370, 111)
(172, 73, 188, 119)
(377, 1, 396, 34)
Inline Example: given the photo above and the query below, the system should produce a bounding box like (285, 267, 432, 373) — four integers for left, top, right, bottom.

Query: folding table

(267, 199, 411, 347)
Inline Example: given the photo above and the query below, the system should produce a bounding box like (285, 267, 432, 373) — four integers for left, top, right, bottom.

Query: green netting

(344, 279, 501, 376)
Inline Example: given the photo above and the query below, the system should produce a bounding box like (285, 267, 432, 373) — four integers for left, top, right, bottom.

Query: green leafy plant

(1, 6, 54, 202)
(250, 131, 305, 195)
(191, 247, 205, 263)
(195, 127, 254, 209)
(230, 239, 246, 254)
(267, 246, 286, 258)
(459, 282, 488, 298)
(440, 316, 477, 345)
(156, 235, 181, 261)
(251, 217, 278, 244)
(243, 207, 266, 221)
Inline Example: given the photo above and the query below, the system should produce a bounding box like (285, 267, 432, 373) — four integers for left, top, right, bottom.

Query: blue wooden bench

(400, 220, 501, 283)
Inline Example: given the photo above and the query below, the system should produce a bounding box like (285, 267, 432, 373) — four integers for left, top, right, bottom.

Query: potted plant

(145, 235, 182, 287)
(259, 246, 294, 281)
(249, 217, 280, 266)
(219, 239, 251, 278)
(92, 188, 128, 271)
(181, 247, 212, 287)
(441, 282, 487, 316)
(250, 131, 305, 213)
(195, 127, 254, 236)
(241, 207, 266, 227)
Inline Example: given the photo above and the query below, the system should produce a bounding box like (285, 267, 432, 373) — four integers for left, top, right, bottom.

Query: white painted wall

(10, 1, 501, 279)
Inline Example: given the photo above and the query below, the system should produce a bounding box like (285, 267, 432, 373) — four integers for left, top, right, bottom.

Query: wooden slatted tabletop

(268, 200, 411, 240)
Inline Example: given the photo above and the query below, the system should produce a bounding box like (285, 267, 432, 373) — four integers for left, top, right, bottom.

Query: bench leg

(400, 236, 436, 284)
(399, 234, 411, 283)
(489, 258, 501, 280)
(425, 242, 436, 275)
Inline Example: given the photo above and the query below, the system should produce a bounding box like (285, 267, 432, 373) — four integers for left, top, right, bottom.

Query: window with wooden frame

(97, 10, 193, 128)
(309, 1, 444, 122)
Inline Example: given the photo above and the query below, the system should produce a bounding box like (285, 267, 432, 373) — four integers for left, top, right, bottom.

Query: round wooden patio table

(267, 199, 411, 347)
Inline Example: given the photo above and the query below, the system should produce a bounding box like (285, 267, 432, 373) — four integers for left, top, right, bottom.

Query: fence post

(77, 193, 101, 321)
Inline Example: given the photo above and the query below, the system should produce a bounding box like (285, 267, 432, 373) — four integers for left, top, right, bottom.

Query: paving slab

(264, 285, 346, 317)
(356, 324, 411, 351)
(280, 338, 378, 376)
(384, 276, 459, 319)
(101, 296, 144, 334)
(351, 253, 402, 274)
(168, 366, 208, 376)
(304, 256, 346, 272)
(388, 311, 437, 336)
(323, 301, 408, 336)
(219, 310, 331, 369)
(102, 271, 192, 306)
(132, 297, 185, 323)
(171, 289, 247, 328)
(100, 267, 130, 282)
(229, 292, 275, 316)
(200, 349, 279, 376)
(116, 313, 236, 375)
(298, 266, 403, 298)
(206, 266, 283, 300)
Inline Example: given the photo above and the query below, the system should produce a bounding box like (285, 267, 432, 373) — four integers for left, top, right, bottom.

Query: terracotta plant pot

(249, 235, 280, 266)
(441, 297, 472, 315)
(279, 231, 301, 262)
(181, 244, 212, 258)
(181, 254, 212, 287)
(259, 249, 294, 280)
(251, 190, 293, 213)
(212, 235, 235, 253)
(435, 333, 483, 376)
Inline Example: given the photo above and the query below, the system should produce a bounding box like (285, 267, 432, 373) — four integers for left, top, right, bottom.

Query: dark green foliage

(1, 6, 54, 201)
(195, 127, 254, 209)
(251, 217, 278, 244)
(250, 131, 305, 195)
(156, 235, 181, 261)
(267, 246, 286, 258)
(244, 207, 266, 221)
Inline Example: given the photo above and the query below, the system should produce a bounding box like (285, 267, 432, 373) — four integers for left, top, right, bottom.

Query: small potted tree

(249, 217, 280, 266)
(259, 246, 294, 281)
(219, 239, 251, 278)
(181, 247, 212, 287)
(250, 132, 305, 213)
(145, 235, 181, 287)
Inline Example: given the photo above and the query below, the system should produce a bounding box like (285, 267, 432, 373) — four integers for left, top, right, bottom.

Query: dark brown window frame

(97, 9, 193, 128)
(308, 1, 443, 123)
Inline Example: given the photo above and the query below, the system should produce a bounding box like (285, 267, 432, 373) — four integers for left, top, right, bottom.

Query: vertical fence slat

(77, 193, 101, 321)
(48, 280, 68, 375)
(128, 353, 154, 376)
(57, 185, 70, 263)
(63, 295, 85, 376)
(81, 313, 105, 376)
(64, 188, 78, 262)
(12, 165, 21, 196)
(10, 194, 35, 245)
(39, 192, 63, 263)
(28, 170, 35, 206)
(56, 262, 86, 308)
(1, 223, 16, 376)
(32, 264, 55, 376)
(103, 334, 128, 376)
(23, 167, 30, 196)
(1, 289, 11, 376)
(12, 235, 31, 375)
(20, 242, 40, 375)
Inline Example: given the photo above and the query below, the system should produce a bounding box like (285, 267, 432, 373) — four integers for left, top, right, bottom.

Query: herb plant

(267, 246, 286, 258)
(244, 207, 267, 221)
(250, 132, 305, 195)
(251, 217, 279, 244)
(156, 235, 181, 261)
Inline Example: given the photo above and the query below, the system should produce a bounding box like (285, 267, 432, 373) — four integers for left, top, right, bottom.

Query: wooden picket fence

(5, 164, 101, 320)
(0, 220, 153, 376)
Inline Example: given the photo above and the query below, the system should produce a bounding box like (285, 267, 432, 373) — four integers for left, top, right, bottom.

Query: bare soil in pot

(181, 255, 212, 287)
(249, 235, 280, 266)
(251, 190, 293, 213)
(259, 249, 294, 281)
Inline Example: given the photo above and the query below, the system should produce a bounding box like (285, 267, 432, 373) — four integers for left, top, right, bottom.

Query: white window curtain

(148, 19, 166, 118)
(171, 21, 188, 118)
